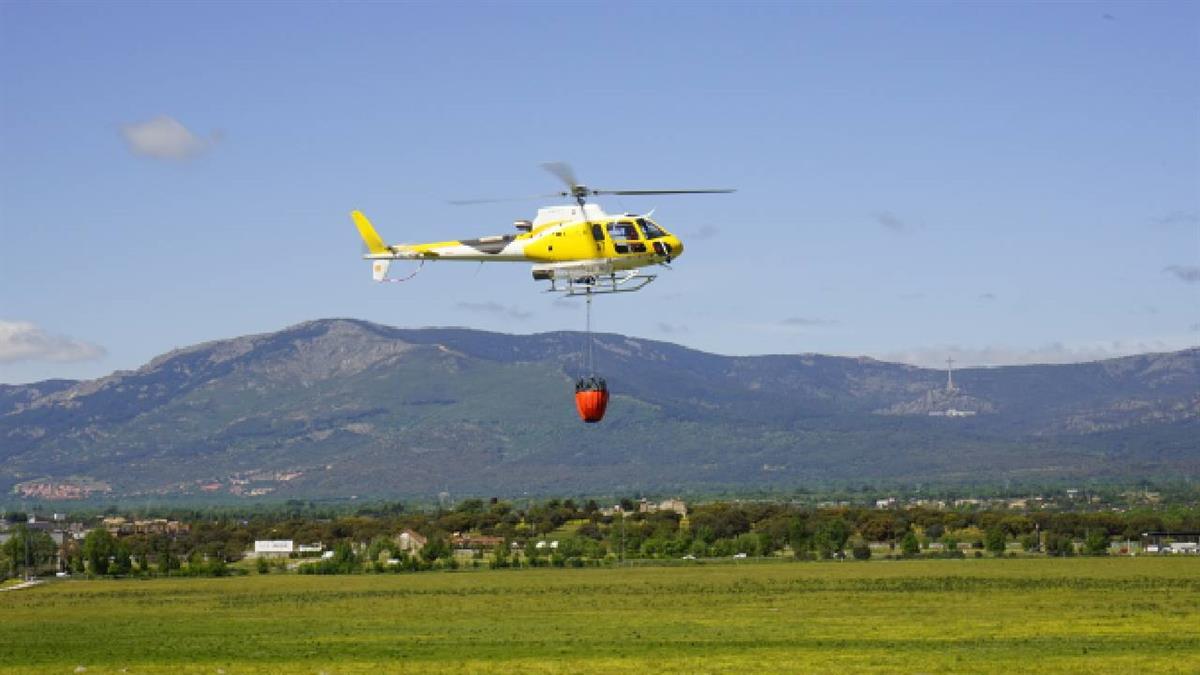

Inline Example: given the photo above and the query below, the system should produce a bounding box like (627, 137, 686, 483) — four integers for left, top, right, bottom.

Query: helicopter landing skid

(547, 270, 657, 296)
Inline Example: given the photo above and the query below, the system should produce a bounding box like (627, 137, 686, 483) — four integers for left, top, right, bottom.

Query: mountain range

(1, 319, 1196, 502)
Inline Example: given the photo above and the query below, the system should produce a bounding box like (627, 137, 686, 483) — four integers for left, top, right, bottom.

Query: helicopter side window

(638, 218, 667, 239)
(607, 222, 639, 242)
(608, 221, 646, 254)
(591, 223, 605, 241)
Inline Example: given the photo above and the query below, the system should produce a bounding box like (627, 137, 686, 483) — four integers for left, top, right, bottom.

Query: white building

(253, 540, 294, 557)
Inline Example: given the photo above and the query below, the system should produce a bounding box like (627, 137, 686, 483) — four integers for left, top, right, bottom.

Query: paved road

(0, 579, 44, 592)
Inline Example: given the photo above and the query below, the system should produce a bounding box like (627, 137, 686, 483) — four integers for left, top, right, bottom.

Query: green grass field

(3, 558, 1197, 673)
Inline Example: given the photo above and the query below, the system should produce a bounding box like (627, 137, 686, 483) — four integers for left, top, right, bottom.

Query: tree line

(6, 498, 1196, 578)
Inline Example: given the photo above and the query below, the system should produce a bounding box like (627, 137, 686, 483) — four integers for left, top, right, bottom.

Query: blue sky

(1, 1, 1197, 384)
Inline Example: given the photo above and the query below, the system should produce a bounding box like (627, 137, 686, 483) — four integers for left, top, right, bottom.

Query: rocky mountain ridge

(1, 319, 1196, 501)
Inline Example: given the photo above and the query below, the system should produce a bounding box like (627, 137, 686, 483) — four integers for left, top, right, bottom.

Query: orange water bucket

(574, 376, 609, 423)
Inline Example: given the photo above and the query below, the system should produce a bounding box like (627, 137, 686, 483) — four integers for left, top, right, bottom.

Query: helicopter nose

(668, 236, 683, 258)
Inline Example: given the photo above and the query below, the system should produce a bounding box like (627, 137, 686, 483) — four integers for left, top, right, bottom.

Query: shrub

(1044, 533, 1076, 557)
(851, 543, 871, 561)
(1019, 533, 1040, 552)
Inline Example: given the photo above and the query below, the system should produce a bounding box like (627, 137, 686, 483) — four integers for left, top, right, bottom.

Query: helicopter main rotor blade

(541, 161, 580, 190)
(448, 193, 560, 206)
(452, 163, 735, 206)
(590, 188, 737, 196)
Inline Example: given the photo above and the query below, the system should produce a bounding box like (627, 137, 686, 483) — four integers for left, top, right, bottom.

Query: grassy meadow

(2, 557, 1198, 673)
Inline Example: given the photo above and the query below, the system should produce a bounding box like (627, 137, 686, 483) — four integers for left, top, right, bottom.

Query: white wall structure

(254, 540, 294, 555)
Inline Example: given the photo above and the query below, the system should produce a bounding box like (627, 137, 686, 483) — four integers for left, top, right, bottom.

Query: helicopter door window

(608, 222, 644, 254)
(591, 224, 605, 241)
(609, 222, 648, 253)
(607, 222, 636, 241)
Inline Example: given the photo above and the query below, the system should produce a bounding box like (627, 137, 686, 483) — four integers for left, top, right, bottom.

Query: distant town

(4, 488, 1198, 581)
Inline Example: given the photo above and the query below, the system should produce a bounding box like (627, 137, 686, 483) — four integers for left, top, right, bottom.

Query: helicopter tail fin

(352, 210, 389, 255)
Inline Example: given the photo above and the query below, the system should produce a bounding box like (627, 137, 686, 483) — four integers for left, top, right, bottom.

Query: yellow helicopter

(352, 162, 734, 295)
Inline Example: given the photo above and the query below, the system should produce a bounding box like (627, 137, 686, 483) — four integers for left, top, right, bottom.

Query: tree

(421, 536, 450, 562)
(1044, 532, 1075, 557)
(1084, 531, 1109, 556)
(813, 519, 849, 559)
(331, 542, 356, 565)
(985, 528, 1007, 556)
(576, 521, 603, 540)
(733, 532, 761, 557)
(1019, 532, 1040, 553)
(490, 545, 511, 569)
(366, 536, 397, 563)
(787, 517, 812, 558)
(2, 525, 56, 576)
(82, 529, 117, 575)
(111, 542, 133, 575)
(859, 513, 899, 543)
(900, 531, 920, 557)
(690, 505, 751, 541)
(158, 539, 180, 574)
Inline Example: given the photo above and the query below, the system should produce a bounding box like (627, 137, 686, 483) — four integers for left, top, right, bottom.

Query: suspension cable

(377, 260, 425, 283)
(586, 288, 594, 375)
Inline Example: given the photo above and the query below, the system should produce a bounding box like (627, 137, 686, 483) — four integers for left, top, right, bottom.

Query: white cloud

(656, 322, 688, 335)
(1163, 265, 1200, 284)
(120, 116, 214, 160)
(872, 211, 909, 233)
(0, 320, 107, 364)
(781, 317, 838, 327)
(1152, 210, 1199, 227)
(455, 301, 532, 320)
(878, 340, 1191, 368)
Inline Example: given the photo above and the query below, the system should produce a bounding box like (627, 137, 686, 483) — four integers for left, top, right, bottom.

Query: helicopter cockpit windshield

(637, 218, 667, 239)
